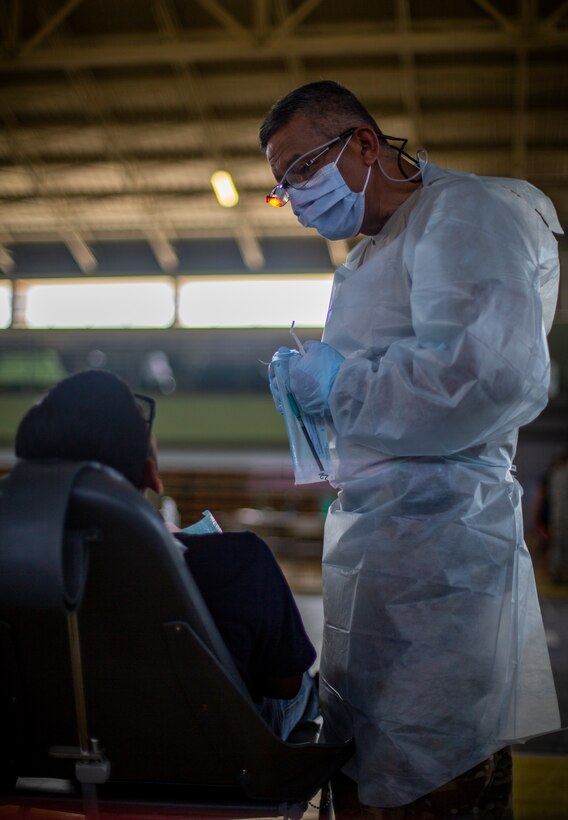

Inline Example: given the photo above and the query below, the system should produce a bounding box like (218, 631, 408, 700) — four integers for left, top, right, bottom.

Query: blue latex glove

(268, 346, 300, 415)
(289, 340, 344, 415)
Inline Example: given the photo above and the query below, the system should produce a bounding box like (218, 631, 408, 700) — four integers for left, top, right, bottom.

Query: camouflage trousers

(331, 747, 513, 820)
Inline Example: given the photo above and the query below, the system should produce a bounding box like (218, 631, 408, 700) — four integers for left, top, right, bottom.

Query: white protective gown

(319, 162, 562, 807)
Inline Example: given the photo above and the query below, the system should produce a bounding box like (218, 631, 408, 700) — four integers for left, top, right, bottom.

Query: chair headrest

(0, 460, 112, 612)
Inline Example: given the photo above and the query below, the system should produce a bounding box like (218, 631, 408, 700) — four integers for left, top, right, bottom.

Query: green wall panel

(0, 392, 288, 448)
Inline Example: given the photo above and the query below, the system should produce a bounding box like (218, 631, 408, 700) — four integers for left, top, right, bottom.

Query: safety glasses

(266, 129, 421, 207)
(133, 393, 156, 434)
(266, 127, 356, 208)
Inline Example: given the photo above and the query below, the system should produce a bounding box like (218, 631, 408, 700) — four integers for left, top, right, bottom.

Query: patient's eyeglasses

(133, 393, 156, 433)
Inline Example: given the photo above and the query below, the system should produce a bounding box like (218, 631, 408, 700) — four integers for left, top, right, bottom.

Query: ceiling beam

(272, 0, 307, 95)
(269, 0, 323, 40)
(1, 0, 22, 57)
(512, 0, 537, 178)
(151, 0, 224, 165)
(152, 0, 263, 266)
(236, 227, 265, 271)
(67, 67, 184, 272)
(3, 26, 568, 71)
(2, 141, 567, 186)
(1, 189, 565, 247)
(542, 0, 568, 29)
(194, 0, 252, 42)
(0, 107, 107, 256)
(471, 0, 515, 32)
(60, 227, 97, 273)
(0, 242, 15, 273)
(0, 101, 565, 143)
(147, 227, 179, 271)
(19, 0, 85, 57)
(152, 0, 180, 37)
(152, 0, 267, 280)
(0, 223, 314, 243)
(1, 184, 565, 224)
(512, 50, 528, 178)
(254, 0, 269, 40)
(6, 59, 563, 105)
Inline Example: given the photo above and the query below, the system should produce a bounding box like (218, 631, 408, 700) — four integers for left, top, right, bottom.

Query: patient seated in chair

(14, 369, 319, 741)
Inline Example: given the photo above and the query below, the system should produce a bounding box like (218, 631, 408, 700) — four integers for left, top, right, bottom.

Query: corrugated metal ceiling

(0, 0, 567, 276)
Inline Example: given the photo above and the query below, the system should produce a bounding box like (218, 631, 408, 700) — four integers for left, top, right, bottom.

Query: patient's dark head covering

(15, 370, 150, 488)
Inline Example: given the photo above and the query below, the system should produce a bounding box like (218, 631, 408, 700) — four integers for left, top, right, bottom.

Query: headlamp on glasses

(265, 127, 356, 208)
(266, 184, 289, 208)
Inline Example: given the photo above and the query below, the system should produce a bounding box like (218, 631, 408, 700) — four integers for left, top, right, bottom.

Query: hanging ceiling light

(210, 170, 239, 208)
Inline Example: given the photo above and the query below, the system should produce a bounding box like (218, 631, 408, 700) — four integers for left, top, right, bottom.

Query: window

(0, 282, 12, 328)
(178, 275, 333, 328)
(24, 278, 175, 328)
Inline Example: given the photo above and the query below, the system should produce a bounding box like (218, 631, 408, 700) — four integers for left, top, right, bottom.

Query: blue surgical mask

(288, 138, 371, 240)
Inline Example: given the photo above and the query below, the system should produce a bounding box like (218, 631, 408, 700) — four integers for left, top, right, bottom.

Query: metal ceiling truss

(0, 0, 567, 277)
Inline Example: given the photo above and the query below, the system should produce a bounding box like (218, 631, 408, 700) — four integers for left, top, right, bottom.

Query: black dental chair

(0, 460, 353, 819)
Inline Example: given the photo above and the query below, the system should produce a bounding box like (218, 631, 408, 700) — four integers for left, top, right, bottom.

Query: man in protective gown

(260, 81, 561, 818)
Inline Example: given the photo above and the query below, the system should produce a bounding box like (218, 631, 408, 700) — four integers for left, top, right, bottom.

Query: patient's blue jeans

(260, 671, 320, 741)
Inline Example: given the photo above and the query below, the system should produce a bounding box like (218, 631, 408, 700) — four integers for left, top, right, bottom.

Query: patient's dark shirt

(174, 530, 316, 701)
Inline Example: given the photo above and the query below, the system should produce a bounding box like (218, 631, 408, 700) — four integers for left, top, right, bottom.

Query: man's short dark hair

(259, 80, 383, 152)
(15, 370, 150, 488)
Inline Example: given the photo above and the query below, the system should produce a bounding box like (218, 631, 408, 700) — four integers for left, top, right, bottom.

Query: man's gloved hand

(289, 340, 344, 415)
(268, 346, 300, 415)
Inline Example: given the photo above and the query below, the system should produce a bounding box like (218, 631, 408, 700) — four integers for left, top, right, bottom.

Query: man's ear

(355, 125, 380, 166)
(144, 455, 163, 495)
